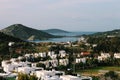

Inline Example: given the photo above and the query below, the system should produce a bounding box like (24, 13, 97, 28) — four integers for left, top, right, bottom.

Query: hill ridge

(88, 29, 120, 37)
(43, 29, 69, 33)
(0, 24, 55, 41)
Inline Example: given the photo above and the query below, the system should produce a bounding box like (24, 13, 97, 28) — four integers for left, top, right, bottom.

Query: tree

(92, 76, 99, 80)
(29, 75, 38, 80)
(104, 71, 120, 80)
(17, 73, 29, 80)
(0, 76, 6, 80)
(17, 73, 38, 80)
(36, 63, 46, 69)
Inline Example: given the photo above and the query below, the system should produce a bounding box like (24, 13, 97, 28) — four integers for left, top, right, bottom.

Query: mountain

(0, 32, 23, 42)
(88, 29, 120, 37)
(0, 24, 56, 41)
(43, 29, 69, 33)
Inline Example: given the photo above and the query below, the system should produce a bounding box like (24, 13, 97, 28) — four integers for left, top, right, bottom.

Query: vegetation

(0, 24, 56, 41)
(0, 76, 6, 80)
(0, 32, 38, 65)
(0, 32, 24, 63)
(76, 66, 120, 76)
(36, 63, 46, 69)
(43, 29, 69, 33)
(104, 71, 119, 80)
(0, 32, 23, 42)
(17, 73, 37, 80)
(0, 28, 120, 79)
(6, 77, 15, 80)
(92, 76, 99, 80)
(29, 75, 38, 80)
(87, 37, 120, 53)
(89, 29, 120, 37)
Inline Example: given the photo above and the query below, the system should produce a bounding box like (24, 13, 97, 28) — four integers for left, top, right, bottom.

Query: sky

(0, 0, 120, 31)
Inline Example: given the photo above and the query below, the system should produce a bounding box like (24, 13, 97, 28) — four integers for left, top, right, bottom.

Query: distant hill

(0, 24, 56, 41)
(88, 29, 120, 37)
(0, 32, 23, 42)
(43, 29, 69, 33)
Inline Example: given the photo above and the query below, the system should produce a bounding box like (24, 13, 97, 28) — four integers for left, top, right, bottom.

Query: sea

(33, 32, 95, 43)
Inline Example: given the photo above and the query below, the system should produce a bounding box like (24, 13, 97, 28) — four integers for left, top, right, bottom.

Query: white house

(31, 63, 37, 67)
(43, 59, 58, 68)
(78, 37, 85, 42)
(76, 58, 86, 63)
(48, 51, 55, 56)
(2, 60, 11, 67)
(97, 56, 103, 61)
(24, 54, 31, 57)
(101, 53, 110, 58)
(114, 53, 120, 59)
(18, 56, 24, 60)
(17, 67, 35, 74)
(10, 58, 18, 62)
(51, 54, 57, 59)
(92, 44, 97, 47)
(79, 76, 92, 80)
(59, 50, 67, 58)
(34, 53, 39, 58)
(36, 70, 64, 80)
(12, 62, 27, 67)
(49, 59, 58, 67)
(3, 64, 17, 72)
(60, 75, 80, 80)
(39, 52, 47, 58)
(98, 53, 110, 61)
(48, 51, 57, 59)
(43, 76, 62, 80)
(59, 59, 69, 66)
(2, 59, 32, 72)
(18, 66, 44, 75)
(60, 75, 92, 80)
(2, 60, 17, 72)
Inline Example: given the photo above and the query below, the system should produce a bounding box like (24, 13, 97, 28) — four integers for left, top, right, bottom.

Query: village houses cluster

(0, 50, 93, 80)
(1, 46, 120, 80)
(98, 53, 120, 61)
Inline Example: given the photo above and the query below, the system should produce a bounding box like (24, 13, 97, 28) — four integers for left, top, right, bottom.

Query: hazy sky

(0, 0, 120, 31)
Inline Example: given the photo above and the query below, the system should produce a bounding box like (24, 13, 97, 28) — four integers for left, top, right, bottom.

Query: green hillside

(0, 32, 24, 56)
(43, 29, 69, 33)
(0, 32, 23, 42)
(89, 29, 120, 37)
(1, 24, 56, 41)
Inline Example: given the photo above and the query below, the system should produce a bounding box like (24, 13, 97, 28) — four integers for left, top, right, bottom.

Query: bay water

(34, 32, 95, 43)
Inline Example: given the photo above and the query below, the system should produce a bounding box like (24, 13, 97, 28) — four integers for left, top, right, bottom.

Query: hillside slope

(1, 24, 55, 41)
(0, 32, 23, 42)
(43, 29, 69, 33)
(88, 29, 120, 37)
